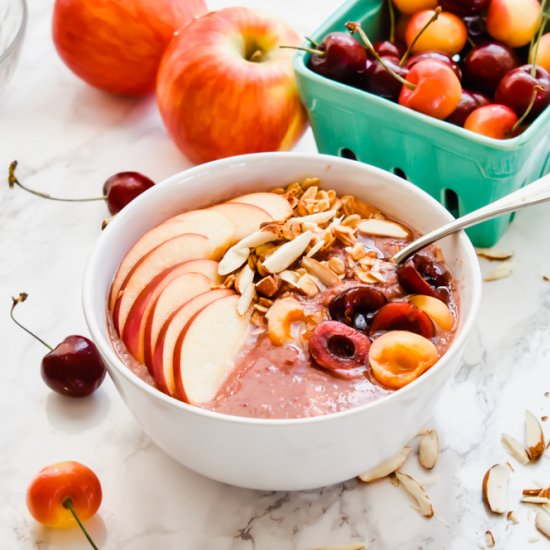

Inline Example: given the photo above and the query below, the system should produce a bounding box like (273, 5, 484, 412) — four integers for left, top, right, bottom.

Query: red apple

(156, 7, 308, 163)
(52, 0, 207, 95)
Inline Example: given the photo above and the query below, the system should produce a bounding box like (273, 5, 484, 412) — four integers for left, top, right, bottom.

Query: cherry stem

(62, 498, 99, 550)
(345, 21, 415, 89)
(305, 36, 318, 48)
(531, 0, 549, 76)
(10, 293, 53, 351)
(279, 45, 325, 57)
(387, 0, 395, 43)
(8, 161, 106, 203)
(511, 85, 542, 133)
(399, 6, 441, 66)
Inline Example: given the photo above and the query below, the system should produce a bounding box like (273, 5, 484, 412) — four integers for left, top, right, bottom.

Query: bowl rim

(83, 152, 482, 426)
(0, 0, 27, 67)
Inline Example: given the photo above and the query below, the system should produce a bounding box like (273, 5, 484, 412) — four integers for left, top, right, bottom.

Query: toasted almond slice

(255, 275, 280, 298)
(237, 283, 255, 316)
(262, 231, 312, 274)
(526, 410, 546, 462)
(292, 210, 337, 224)
(358, 446, 412, 483)
(476, 248, 514, 261)
(309, 545, 365, 550)
(238, 230, 278, 249)
(218, 247, 250, 276)
(296, 273, 320, 297)
(521, 496, 550, 504)
(484, 262, 513, 282)
(394, 471, 434, 518)
(501, 433, 530, 465)
(419, 430, 439, 470)
(484, 530, 496, 547)
(279, 270, 300, 287)
(507, 510, 520, 524)
(235, 264, 254, 295)
(302, 257, 340, 287)
(536, 511, 550, 538)
(524, 489, 544, 496)
(482, 463, 512, 514)
(306, 240, 325, 258)
(357, 219, 409, 239)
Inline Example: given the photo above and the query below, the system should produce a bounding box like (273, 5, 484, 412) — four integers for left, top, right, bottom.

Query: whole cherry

(463, 104, 518, 138)
(8, 161, 155, 216)
(406, 51, 462, 80)
(530, 33, 550, 73)
(367, 56, 409, 100)
(447, 89, 490, 126)
(11, 293, 106, 397)
(27, 461, 101, 549)
(373, 40, 406, 58)
(440, 0, 490, 15)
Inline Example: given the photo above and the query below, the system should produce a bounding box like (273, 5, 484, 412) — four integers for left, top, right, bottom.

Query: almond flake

(394, 471, 434, 518)
(507, 510, 520, 524)
(484, 262, 513, 282)
(526, 410, 546, 462)
(328, 257, 346, 275)
(419, 430, 439, 470)
(302, 257, 340, 287)
(237, 283, 255, 316)
(521, 496, 550, 504)
(501, 433, 530, 465)
(235, 264, 254, 295)
(306, 240, 325, 258)
(218, 247, 250, 276)
(358, 446, 412, 483)
(357, 218, 409, 239)
(238, 229, 278, 249)
(292, 210, 336, 224)
(296, 273, 319, 297)
(482, 463, 512, 514)
(476, 248, 514, 261)
(262, 231, 312, 274)
(255, 275, 280, 298)
(536, 511, 550, 538)
(484, 530, 496, 547)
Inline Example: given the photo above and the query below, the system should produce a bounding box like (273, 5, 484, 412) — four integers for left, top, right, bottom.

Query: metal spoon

(392, 172, 550, 265)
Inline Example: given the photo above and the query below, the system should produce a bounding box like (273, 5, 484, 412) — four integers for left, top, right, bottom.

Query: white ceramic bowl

(83, 152, 481, 491)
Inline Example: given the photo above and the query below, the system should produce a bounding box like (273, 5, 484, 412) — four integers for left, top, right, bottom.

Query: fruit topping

(328, 285, 388, 326)
(396, 253, 451, 301)
(409, 295, 455, 331)
(308, 321, 371, 378)
(369, 302, 435, 338)
(369, 330, 439, 389)
(266, 297, 305, 346)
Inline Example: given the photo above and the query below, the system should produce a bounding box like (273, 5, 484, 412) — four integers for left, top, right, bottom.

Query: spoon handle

(392, 172, 550, 265)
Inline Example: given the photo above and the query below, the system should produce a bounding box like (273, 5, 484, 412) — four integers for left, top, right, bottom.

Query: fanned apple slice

(123, 271, 213, 365)
(229, 192, 292, 221)
(210, 202, 272, 240)
(152, 289, 233, 395)
(109, 209, 235, 310)
(113, 233, 215, 334)
(173, 294, 249, 405)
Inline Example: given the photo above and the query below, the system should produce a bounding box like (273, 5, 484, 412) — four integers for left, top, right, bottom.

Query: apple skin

(156, 7, 308, 163)
(52, 0, 207, 95)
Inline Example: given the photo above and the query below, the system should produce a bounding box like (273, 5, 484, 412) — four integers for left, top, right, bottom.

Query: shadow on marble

(31, 513, 107, 549)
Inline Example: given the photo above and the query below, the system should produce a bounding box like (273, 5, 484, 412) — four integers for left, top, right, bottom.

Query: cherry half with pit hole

(328, 285, 387, 329)
(8, 161, 155, 216)
(10, 293, 106, 397)
(397, 253, 451, 302)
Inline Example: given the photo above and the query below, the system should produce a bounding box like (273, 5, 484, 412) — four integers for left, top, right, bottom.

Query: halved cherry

(328, 286, 387, 327)
(308, 321, 371, 379)
(409, 295, 455, 331)
(369, 330, 439, 389)
(397, 254, 451, 302)
(369, 302, 435, 339)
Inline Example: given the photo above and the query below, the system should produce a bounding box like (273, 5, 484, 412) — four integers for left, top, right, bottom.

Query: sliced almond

(302, 257, 340, 287)
(235, 264, 254, 295)
(357, 218, 409, 239)
(292, 210, 336, 224)
(255, 275, 280, 298)
(521, 496, 550, 504)
(358, 446, 412, 483)
(309, 545, 365, 550)
(418, 430, 439, 470)
(526, 410, 546, 462)
(394, 471, 434, 518)
(279, 270, 300, 287)
(238, 229, 278, 249)
(306, 239, 325, 258)
(484, 262, 513, 282)
(218, 247, 250, 276)
(296, 273, 320, 297)
(328, 257, 346, 275)
(262, 231, 312, 274)
(476, 248, 514, 261)
(484, 530, 496, 547)
(535, 511, 550, 538)
(507, 510, 520, 524)
(237, 283, 255, 316)
(501, 433, 530, 465)
(482, 463, 512, 514)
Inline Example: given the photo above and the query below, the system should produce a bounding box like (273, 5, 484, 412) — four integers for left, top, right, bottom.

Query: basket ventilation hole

(393, 168, 407, 180)
(340, 148, 357, 160)
(444, 189, 460, 218)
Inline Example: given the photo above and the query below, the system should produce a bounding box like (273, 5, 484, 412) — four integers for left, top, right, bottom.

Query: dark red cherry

(368, 56, 409, 101)
(307, 32, 367, 84)
(463, 42, 519, 95)
(373, 40, 406, 59)
(103, 172, 155, 215)
(463, 15, 487, 40)
(397, 254, 451, 302)
(495, 65, 550, 122)
(406, 51, 462, 81)
(10, 293, 106, 397)
(308, 321, 371, 379)
(447, 89, 490, 126)
(329, 286, 387, 326)
(369, 302, 435, 339)
(440, 0, 490, 16)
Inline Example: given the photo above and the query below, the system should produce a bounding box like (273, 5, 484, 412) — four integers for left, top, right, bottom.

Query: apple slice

(113, 233, 215, 334)
(229, 192, 293, 221)
(122, 270, 213, 365)
(173, 294, 249, 405)
(152, 289, 233, 395)
(109, 209, 235, 310)
(209, 202, 272, 240)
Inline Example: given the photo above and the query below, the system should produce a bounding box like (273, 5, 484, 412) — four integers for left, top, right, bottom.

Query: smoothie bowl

(83, 152, 481, 490)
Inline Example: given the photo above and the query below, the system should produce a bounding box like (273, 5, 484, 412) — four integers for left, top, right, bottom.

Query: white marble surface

(1, 1, 550, 548)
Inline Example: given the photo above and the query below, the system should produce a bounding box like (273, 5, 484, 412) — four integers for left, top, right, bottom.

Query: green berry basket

(294, 0, 550, 247)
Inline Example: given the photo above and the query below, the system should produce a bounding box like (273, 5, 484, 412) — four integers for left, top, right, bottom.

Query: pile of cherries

(305, 0, 550, 139)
